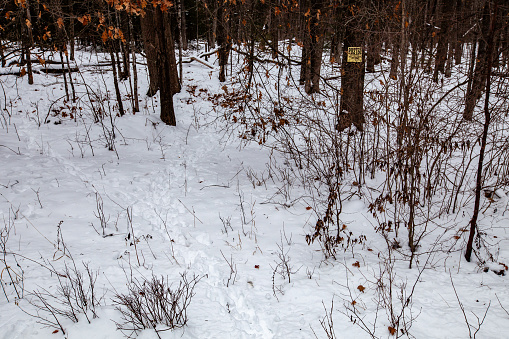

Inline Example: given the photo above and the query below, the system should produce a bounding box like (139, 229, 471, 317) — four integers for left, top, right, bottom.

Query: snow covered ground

(0, 47, 508, 339)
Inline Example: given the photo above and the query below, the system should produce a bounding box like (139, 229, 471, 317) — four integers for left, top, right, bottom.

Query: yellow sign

(347, 47, 362, 62)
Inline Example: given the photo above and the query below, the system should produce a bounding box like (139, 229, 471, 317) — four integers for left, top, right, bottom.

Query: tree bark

(338, 12, 365, 131)
(153, 7, 176, 126)
(366, 32, 382, 73)
(25, 0, 34, 85)
(140, 7, 159, 96)
(299, 25, 311, 86)
(163, 11, 180, 95)
(306, 0, 324, 94)
(67, 0, 75, 61)
(110, 45, 125, 117)
(463, 3, 491, 121)
(465, 1, 497, 262)
(433, 0, 453, 82)
(217, 5, 231, 82)
(141, 6, 180, 97)
(129, 15, 139, 113)
(180, 0, 188, 51)
(390, 40, 399, 80)
(177, 0, 184, 86)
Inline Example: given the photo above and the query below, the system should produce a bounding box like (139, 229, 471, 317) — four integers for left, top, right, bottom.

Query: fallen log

(0, 70, 39, 76)
(40, 66, 79, 73)
(198, 48, 219, 59)
(179, 56, 215, 69)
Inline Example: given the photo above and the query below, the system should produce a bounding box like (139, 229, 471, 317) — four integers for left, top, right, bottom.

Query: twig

(126, 207, 141, 267)
(177, 199, 203, 224)
(496, 293, 509, 317)
(220, 250, 237, 287)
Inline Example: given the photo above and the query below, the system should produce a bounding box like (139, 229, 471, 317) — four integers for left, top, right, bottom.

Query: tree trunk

(163, 11, 180, 95)
(153, 7, 176, 125)
(453, 0, 463, 65)
(141, 6, 180, 96)
(305, 0, 324, 94)
(68, 0, 75, 61)
(217, 5, 230, 83)
(110, 45, 125, 117)
(338, 13, 365, 131)
(129, 16, 139, 113)
(0, 43, 4, 67)
(366, 32, 382, 73)
(433, 0, 453, 82)
(140, 7, 159, 96)
(308, 34, 323, 94)
(463, 3, 491, 121)
(59, 50, 69, 101)
(465, 1, 497, 262)
(177, 0, 184, 86)
(180, 0, 188, 51)
(299, 28, 311, 86)
(502, 25, 509, 66)
(25, 0, 34, 85)
(389, 41, 399, 80)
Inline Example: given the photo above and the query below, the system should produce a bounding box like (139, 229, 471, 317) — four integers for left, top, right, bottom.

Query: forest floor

(0, 46, 508, 339)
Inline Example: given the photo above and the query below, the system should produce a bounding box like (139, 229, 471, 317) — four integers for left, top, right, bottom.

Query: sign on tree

(347, 47, 362, 63)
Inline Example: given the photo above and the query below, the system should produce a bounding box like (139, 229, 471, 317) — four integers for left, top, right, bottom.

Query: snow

(0, 46, 508, 339)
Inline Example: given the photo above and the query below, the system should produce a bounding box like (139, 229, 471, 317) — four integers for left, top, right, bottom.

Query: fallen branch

(40, 66, 79, 74)
(179, 56, 215, 69)
(198, 48, 219, 59)
(231, 47, 287, 66)
(191, 56, 214, 69)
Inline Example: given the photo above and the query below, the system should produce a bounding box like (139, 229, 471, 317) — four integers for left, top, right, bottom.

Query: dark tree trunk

(177, 0, 184, 86)
(299, 0, 323, 93)
(121, 40, 130, 80)
(300, 31, 311, 86)
(141, 6, 180, 97)
(454, 40, 463, 65)
(433, 0, 453, 82)
(502, 25, 509, 66)
(366, 32, 382, 73)
(464, 3, 491, 121)
(129, 16, 139, 113)
(180, 0, 188, 51)
(153, 7, 177, 126)
(307, 34, 324, 94)
(389, 41, 399, 80)
(330, 33, 340, 63)
(217, 5, 231, 83)
(306, 0, 324, 94)
(140, 7, 159, 96)
(162, 11, 180, 95)
(110, 45, 125, 117)
(339, 21, 365, 132)
(269, 6, 279, 59)
(0, 41, 5, 67)
(453, 0, 463, 65)
(67, 0, 75, 61)
(25, 0, 34, 85)
(465, 0, 497, 262)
